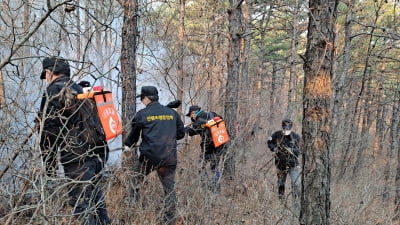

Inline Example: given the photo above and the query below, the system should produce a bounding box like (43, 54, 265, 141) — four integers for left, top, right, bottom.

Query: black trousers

(131, 156, 177, 225)
(63, 158, 110, 225)
(199, 145, 225, 187)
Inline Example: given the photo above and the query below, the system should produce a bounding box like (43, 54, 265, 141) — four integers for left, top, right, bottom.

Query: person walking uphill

(267, 119, 302, 201)
(184, 105, 227, 191)
(38, 56, 110, 225)
(124, 86, 185, 225)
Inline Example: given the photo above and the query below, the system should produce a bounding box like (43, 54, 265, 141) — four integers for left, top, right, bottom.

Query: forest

(0, 0, 399, 224)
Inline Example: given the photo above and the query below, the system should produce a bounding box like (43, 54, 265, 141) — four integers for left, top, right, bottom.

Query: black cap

(136, 86, 159, 99)
(282, 119, 293, 130)
(166, 100, 181, 109)
(78, 80, 91, 87)
(41, 57, 70, 79)
(186, 105, 201, 116)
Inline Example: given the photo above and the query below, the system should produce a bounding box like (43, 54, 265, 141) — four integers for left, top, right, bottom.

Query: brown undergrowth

(0, 136, 397, 225)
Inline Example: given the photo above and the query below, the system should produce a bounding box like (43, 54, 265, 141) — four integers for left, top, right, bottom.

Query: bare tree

(176, 0, 185, 115)
(338, 1, 386, 177)
(331, 0, 354, 176)
(300, 0, 338, 224)
(118, 0, 139, 134)
(286, 0, 301, 119)
(0, 70, 5, 108)
(224, 0, 243, 179)
(393, 87, 400, 220)
(253, 2, 273, 134)
(235, 0, 254, 163)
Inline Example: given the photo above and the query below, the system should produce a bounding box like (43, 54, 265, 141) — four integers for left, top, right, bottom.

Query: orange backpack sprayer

(205, 116, 230, 147)
(77, 86, 123, 141)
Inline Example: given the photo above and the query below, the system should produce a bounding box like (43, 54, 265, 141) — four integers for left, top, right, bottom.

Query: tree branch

(0, 0, 72, 70)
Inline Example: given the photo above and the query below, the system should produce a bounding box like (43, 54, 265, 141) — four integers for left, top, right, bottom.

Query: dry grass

(1, 136, 398, 225)
(103, 137, 397, 225)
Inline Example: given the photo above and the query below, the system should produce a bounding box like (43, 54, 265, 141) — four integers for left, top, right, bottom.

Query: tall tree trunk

(286, 0, 300, 119)
(237, 0, 252, 151)
(392, 86, 400, 219)
(339, 0, 383, 177)
(96, 2, 103, 53)
(0, 70, 5, 109)
(94, 1, 103, 76)
(224, 0, 243, 179)
(257, 6, 272, 134)
(119, 0, 139, 139)
(371, 73, 388, 201)
(353, 75, 374, 177)
(23, 0, 30, 73)
(105, 27, 112, 90)
(300, 0, 338, 224)
(372, 76, 385, 160)
(382, 104, 391, 201)
(269, 63, 278, 127)
(84, 0, 90, 42)
(331, 0, 353, 173)
(207, 0, 217, 112)
(76, 0, 81, 61)
(176, 0, 185, 114)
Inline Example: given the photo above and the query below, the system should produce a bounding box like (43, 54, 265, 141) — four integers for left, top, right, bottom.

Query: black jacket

(39, 76, 108, 166)
(186, 110, 222, 154)
(267, 131, 301, 170)
(39, 76, 82, 137)
(124, 101, 185, 166)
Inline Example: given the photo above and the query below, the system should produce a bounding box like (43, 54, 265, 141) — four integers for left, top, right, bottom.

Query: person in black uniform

(184, 105, 226, 191)
(38, 56, 110, 224)
(267, 119, 301, 201)
(124, 86, 185, 225)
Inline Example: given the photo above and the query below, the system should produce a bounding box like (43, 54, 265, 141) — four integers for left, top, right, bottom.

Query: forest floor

(104, 135, 396, 225)
(0, 135, 397, 224)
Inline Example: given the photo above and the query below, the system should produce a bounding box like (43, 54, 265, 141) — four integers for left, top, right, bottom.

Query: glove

(124, 145, 141, 158)
(184, 126, 191, 133)
(123, 145, 133, 152)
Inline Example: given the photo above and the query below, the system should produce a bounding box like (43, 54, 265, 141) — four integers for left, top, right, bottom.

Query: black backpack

(55, 81, 106, 146)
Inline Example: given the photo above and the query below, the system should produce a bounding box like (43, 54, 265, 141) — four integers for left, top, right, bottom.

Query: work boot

(213, 171, 221, 192)
(200, 171, 208, 189)
(129, 188, 140, 204)
(97, 209, 111, 225)
(164, 212, 176, 225)
(213, 171, 220, 185)
(278, 185, 285, 201)
(77, 214, 96, 225)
